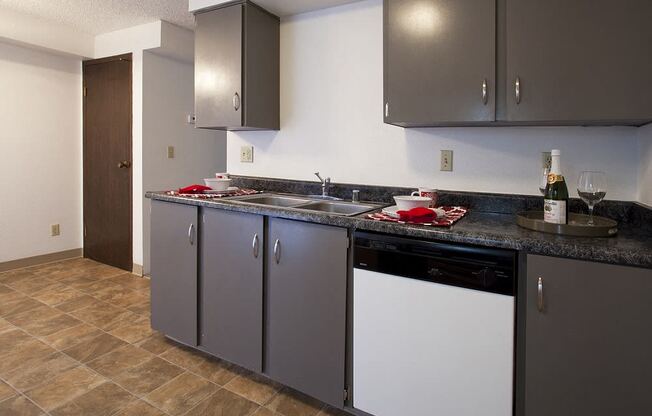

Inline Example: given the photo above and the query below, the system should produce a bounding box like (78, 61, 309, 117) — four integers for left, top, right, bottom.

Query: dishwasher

(352, 232, 516, 416)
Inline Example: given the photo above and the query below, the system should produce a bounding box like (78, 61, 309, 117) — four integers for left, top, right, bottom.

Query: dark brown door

(384, 0, 496, 126)
(83, 54, 132, 271)
(505, 0, 652, 124)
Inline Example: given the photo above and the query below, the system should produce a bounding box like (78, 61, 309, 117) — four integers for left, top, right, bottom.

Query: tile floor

(0, 258, 347, 416)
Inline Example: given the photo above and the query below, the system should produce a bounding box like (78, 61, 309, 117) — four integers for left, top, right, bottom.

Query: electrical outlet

(240, 145, 254, 163)
(167, 146, 175, 159)
(440, 150, 453, 171)
(51, 224, 60, 237)
(541, 152, 552, 169)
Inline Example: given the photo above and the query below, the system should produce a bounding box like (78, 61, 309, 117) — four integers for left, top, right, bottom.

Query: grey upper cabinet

(195, 1, 279, 130)
(505, 0, 652, 125)
(266, 218, 349, 408)
(522, 255, 652, 416)
(384, 0, 497, 126)
(150, 200, 198, 346)
(200, 209, 264, 372)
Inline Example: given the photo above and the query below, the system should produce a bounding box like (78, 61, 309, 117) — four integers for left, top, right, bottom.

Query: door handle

(537, 277, 544, 312)
(252, 233, 259, 258)
(273, 239, 281, 264)
(233, 92, 241, 111)
(515, 76, 521, 104)
(482, 78, 488, 105)
(188, 224, 195, 246)
(117, 160, 132, 169)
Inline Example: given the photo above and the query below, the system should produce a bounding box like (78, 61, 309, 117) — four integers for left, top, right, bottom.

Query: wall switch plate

(51, 224, 60, 237)
(541, 151, 552, 169)
(186, 114, 196, 124)
(240, 145, 254, 163)
(441, 150, 453, 171)
(167, 146, 175, 159)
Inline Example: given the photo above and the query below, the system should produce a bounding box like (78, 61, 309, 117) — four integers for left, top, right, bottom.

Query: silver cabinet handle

(515, 76, 521, 104)
(482, 79, 488, 105)
(233, 92, 240, 111)
(273, 239, 281, 264)
(252, 233, 259, 258)
(385, 102, 389, 118)
(188, 224, 195, 246)
(537, 277, 544, 312)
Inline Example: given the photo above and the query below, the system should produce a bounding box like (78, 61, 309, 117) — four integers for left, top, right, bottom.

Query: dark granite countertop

(146, 190, 652, 269)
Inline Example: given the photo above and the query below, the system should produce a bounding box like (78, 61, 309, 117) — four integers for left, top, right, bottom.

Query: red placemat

(367, 206, 468, 226)
(166, 188, 261, 199)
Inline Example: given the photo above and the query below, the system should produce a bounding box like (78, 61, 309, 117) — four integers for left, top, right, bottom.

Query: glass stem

(588, 205, 595, 225)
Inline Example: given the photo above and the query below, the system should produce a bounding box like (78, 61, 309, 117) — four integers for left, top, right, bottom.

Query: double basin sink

(229, 194, 383, 217)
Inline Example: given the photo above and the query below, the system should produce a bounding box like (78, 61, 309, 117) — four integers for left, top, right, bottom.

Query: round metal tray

(516, 211, 618, 237)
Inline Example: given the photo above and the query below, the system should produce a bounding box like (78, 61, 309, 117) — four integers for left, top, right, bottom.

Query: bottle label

(547, 173, 565, 184)
(544, 199, 567, 224)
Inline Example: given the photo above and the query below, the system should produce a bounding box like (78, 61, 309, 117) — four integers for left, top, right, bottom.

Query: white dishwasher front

(352, 233, 515, 416)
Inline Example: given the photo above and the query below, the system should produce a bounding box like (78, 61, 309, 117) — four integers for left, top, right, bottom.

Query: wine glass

(539, 166, 550, 195)
(577, 171, 607, 225)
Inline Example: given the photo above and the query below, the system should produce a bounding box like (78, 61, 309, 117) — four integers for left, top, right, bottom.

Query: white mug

(411, 187, 438, 207)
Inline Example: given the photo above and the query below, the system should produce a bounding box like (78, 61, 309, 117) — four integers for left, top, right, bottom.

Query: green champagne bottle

(544, 149, 569, 224)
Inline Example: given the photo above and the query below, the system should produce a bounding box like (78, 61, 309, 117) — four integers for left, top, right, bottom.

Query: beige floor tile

(5, 277, 60, 296)
(0, 284, 14, 295)
(225, 371, 281, 405)
(4, 302, 58, 325)
(0, 395, 44, 416)
(113, 357, 184, 396)
(87, 344, 154, 378)
(0, 380, 17, 402)
(0, 338, 56, 377)
(0, 270, 37, 285)
(32, 285, 82, 306)
(127, 300, 151, 316)
(186, 389, 259, 416)
(101, 288, 148, 310)
(160, 346, 241, 385)
(50, 382, 136, 416)
(56, 275, 97, 291)
(5, 352, 79, 392)
(0, 328, 34, 357)
(62, 332, 127, 363)
(253, 407, 281, 416)
(78, 279, 125, 295)
(145, 372, 218, 416)
(25, 366, 105, 411)
(11, 311, 81, 338)
(109, 315, 154, 343)
(136, 332, 178, 355)
(0, 317, 15, 333)
(42, 323, 104, 350)
(54, 293, 101, 313)
(266, 388, 324, 416)
(0, 296, 45, 318)
(69, 302, 139, 331)
(107, 274, 150, 291)
(113, 399, 166, 416)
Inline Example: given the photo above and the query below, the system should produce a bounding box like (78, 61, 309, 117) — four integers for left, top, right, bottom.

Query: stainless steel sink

(297, 201, 380, 216)
(231, 193, 384, 216)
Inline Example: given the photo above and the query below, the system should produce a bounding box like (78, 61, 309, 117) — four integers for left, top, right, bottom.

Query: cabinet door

(524, 255, 652, 416)
(506, 0, 652, 124)
(195, 5, 243, 129)
(200, 209, 264, 372)
(266, 219, 348, 407)
(150, 201, 198, 346)
(384, 0, 496, 126)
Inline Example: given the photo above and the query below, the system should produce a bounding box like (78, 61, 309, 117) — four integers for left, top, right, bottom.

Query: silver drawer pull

(252, 233, 259, 258)
(515, 76, 521, 104)
(482, 79, 488, 105)
(233, 92, 241, 111)
(537, 277, 544, 312)
(274, 239, 281, 264)
(188, 224, 195, 246)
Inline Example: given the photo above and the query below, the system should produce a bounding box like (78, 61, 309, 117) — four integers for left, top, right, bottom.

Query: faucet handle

(314, 172, 324, 183)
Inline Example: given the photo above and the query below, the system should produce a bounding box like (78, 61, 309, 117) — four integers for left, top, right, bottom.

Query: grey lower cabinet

(266, 218, 349, 408)
(384, 0, 496, 126)
(150, 200, 198, 346)
(505, 0, 652, 124)
(200, 209, 264, 372)
(194, 1, 279, 130)
(522, 255, 652, 416)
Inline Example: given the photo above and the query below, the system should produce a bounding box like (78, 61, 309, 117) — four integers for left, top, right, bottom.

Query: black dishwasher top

(354, 232, 516, 296)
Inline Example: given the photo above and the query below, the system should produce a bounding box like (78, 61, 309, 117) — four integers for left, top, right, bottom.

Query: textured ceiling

(0, 0, 196, 35)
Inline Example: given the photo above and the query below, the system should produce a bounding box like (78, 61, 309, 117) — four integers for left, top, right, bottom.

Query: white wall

(142, 51, 227, 274)
(637, 124, 652, 206)
(0, 41, 82, 262)
(228, 0, 641, 201)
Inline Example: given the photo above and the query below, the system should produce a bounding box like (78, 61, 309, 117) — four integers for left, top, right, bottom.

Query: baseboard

(0, 248, 83, 273)
(132, 263, 144, 276)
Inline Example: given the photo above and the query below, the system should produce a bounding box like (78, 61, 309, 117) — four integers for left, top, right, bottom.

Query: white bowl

(393, 195, 431, 211)
(204, 178, 232, 191)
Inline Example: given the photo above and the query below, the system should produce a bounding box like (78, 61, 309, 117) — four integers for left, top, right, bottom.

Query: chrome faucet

(314, 172, 331, 197)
